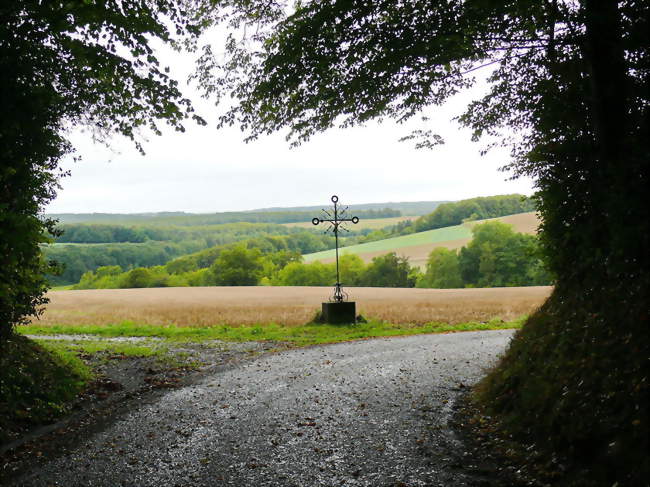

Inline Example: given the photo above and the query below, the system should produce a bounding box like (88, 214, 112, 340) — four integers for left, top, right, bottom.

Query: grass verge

(37, 339, 167, 360)
(0, 334, 93, 445)
(32, 339, 203, 370)
(17, 316, 525, 346)
(49, 284, 74, 291)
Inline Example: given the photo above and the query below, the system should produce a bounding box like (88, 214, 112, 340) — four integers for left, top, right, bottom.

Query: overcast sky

(47, 39, 534, 215)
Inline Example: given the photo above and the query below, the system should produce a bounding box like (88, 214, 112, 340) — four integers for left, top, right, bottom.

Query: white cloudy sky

(47, 39, 534, 214)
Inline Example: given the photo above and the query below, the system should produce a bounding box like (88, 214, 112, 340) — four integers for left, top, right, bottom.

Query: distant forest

(47, 207, 402, 226)
(45, 194, 535, 286)
(44, 225, 337, 285)
(53, 222, 309, 244)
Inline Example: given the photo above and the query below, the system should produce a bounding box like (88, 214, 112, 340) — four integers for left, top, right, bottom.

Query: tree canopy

(457, 221, 551, 287)
(209, 245, 265, 285)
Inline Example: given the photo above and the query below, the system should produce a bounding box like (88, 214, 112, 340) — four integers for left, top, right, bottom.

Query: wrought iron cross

(312, 195, 359, 302)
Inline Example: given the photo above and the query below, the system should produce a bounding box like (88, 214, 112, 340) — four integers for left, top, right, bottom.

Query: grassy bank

(474, 284, 649, 486)
(18, 317, 525, 347)
(0, 335, 93, 445)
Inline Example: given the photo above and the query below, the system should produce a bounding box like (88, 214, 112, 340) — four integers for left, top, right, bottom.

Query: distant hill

(304, 212, 540, 269)
(46, 212, 190, 224)
(283, 215, 419, 231)
(47, 201, 447, 224)
(250, 200, 448, 215)
(46, 207, 401, 226)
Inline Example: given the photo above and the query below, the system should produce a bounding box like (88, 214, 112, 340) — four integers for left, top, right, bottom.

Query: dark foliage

(478, 277, 649, 485)
(0, 76, 62, 338)
(0, 334, 88, 445)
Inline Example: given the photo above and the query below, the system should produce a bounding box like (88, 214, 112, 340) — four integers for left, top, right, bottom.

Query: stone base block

(322, 302, 356, 324)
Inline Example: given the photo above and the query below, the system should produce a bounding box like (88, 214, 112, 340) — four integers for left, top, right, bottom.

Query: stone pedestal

(321, 302, 356, 324)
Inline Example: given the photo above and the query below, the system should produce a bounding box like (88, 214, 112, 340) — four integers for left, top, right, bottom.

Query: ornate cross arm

(311, 196, 359, 229)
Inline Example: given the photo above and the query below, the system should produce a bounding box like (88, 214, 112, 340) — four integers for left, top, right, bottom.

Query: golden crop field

(464, 212, 541, 234)
(32, 286, 552, 328)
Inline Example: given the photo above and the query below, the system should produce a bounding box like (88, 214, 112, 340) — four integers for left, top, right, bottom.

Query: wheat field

(31, 286, 552, 328)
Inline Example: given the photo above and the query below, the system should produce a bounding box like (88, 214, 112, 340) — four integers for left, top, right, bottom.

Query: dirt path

(8, 331, 521, 486)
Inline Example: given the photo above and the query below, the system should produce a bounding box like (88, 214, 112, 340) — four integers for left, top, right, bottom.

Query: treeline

(53, 222, 313, 244)
(71, 232, 335, 288)
(418, 221, 551, 288)
(49, 208, 401, 227)
(46, 229, 337, 285)
(74, 221, 552, 290)
(357, 194, 536, 244)
(74, 247, 417, 289)
(43, 241, 206, 285)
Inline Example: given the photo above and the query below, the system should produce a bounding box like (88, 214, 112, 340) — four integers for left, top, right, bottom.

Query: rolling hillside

(47, 200, 446, 225)
(251, 200, 447, 215)
(283, 215, 418, 231)
(303, 212, 540, 269)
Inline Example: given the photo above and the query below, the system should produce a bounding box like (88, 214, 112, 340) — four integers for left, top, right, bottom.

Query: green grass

(37, 339, 166, 358)
(18, 316, 524, 347)
(33, 339, 202, 369)
(303, 224, 472, 261)
(50, 284, 74, 291)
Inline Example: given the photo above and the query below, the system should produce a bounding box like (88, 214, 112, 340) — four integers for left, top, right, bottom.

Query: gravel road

(11, 330, 514, 487)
